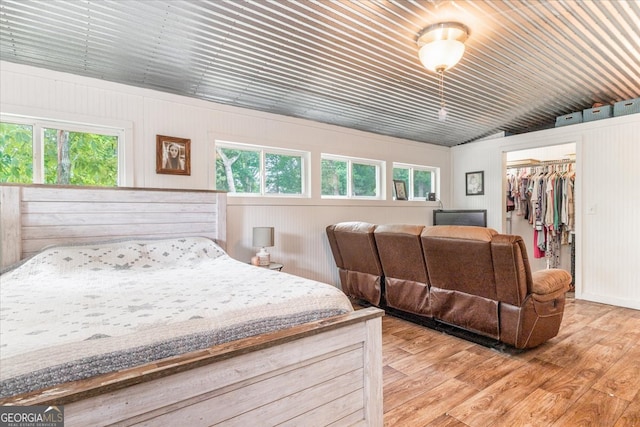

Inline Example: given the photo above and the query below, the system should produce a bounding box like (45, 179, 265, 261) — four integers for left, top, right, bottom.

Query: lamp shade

(252, 227, 274, 248)
(417, 22, 469, 73)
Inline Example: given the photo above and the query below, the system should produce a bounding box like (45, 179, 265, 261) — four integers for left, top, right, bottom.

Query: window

(1, 118, 121, 186)
(215, 142, 308, 196)
(321, 154, 383, 199)
(393, 163, 438, 200)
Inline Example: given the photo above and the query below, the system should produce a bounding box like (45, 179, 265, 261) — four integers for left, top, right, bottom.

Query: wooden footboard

(3, 308, 384, 427)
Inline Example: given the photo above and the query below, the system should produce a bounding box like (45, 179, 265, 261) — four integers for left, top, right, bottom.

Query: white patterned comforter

(0, 237, 353, 398)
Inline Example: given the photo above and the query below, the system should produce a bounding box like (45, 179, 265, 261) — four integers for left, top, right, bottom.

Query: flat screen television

(433, 209, 487, 227)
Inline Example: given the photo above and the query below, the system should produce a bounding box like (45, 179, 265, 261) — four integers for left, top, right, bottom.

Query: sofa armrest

(531, 269, 572, 299)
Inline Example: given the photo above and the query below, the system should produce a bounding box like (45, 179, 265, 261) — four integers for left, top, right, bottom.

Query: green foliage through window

(1, 121, 119, 186)
(216, 143, 306, 196)
(352, 163, 377, 196)
(393, 164, 436, 200)
(0, 122, 33, 183)
(265, 153, 302, 194)
(321, 158, 347, 196)
(322, 155, 381, 198)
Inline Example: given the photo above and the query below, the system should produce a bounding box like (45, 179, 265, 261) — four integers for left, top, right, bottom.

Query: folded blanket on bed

(0, 237, 353, 398)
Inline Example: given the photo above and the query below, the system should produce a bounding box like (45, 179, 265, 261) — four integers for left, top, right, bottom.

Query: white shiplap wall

(452, 114, 640, 310)
(0, 61, 450, 287)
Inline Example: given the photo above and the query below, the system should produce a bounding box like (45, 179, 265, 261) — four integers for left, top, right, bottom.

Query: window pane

(43, 129, 118, 186)
(413, 170, 432, 198)
(0, 122, 33, 183)
(215, 147, 260, 193)
(352, 163, 377, 197)
(321, 158, 347, 196)
(393, 167, 409, 182)
(265, 153, 302, 194)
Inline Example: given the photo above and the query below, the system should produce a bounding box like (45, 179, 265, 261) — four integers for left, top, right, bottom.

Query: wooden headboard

(0, 184, 227, 268)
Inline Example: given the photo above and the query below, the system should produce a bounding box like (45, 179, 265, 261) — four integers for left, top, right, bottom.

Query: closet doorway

(504, 143, 576, 283)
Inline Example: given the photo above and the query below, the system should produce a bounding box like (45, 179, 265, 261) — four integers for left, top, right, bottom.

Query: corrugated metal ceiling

(1, 0, 639, 146)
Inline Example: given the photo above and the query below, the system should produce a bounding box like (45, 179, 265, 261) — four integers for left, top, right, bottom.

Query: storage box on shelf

(555, 111, 583, 127)
(613, 97, 640, 117)
(583, 105, 612, 122)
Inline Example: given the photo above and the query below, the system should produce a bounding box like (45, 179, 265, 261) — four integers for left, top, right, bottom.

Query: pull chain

(438, 69, 447, 121)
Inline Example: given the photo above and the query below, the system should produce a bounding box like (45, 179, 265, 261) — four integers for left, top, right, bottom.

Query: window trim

(393, 162, 439, 201)
(215, 141, 310, 197)
(321, 153, 384, 200)
(1, 114, 127, 186)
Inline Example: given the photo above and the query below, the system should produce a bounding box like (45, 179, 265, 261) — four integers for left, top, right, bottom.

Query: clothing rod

(507, 159, 575, 168)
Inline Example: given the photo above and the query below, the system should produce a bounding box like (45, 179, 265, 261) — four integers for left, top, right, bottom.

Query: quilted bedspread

(0, 237, 353, 398)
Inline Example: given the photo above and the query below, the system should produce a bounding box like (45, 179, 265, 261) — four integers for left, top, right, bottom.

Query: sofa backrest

(490, 234, 533, 306)
(421, 226, 498, 300)
(325, 224, 345, 270)
(330, 222, 381, 274)
(374, 224, 428, 284)
(326, 221, 384, 305)
(421, 225, 531, 306)
(373, 224, 430, 315)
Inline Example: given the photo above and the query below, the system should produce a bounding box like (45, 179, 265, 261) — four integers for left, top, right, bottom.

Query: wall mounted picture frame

(156, 135, 191, 176)
(465, 171, 484, 196)
(393, 179, 408, 200)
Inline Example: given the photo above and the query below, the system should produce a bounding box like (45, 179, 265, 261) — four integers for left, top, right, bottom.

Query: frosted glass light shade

(252, 227, 274, 248)
(418, 39, 466, 72)
(417, 22, 469, 72)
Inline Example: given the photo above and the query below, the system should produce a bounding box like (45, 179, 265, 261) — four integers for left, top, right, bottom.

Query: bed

(0, 184, 383, 426)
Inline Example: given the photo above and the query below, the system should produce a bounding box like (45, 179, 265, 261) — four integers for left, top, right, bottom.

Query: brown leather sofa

(327, 222, 572, 349)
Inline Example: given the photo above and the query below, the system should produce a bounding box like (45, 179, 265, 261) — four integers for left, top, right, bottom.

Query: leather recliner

(327, 222, 572, 349)
(421, 226, 570, 349)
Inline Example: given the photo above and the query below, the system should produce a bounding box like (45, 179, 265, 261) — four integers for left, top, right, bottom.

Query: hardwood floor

(378, 295, 640, 426)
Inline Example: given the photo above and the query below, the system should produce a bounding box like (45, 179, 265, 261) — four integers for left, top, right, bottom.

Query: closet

(505, 144, 576, 288)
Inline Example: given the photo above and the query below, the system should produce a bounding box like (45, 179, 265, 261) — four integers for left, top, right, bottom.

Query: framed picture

(393, 179, 408, 200)
(466, 171, 484, 196)
(156, 135, 191, 175)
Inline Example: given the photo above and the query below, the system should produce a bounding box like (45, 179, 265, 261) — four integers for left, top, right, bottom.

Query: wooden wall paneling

(0, 185, 22, 267)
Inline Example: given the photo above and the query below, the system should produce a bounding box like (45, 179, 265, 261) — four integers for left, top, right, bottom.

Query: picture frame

(393, 179, 408, 200)
(156, 135, 191, 176)
(465, 171, 484, 196)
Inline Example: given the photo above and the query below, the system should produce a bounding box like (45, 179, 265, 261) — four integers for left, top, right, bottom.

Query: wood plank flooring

(378, 296, 640, 426)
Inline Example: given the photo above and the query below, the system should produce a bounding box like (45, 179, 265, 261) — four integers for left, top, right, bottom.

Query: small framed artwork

(466, 171, 484, 196)
(393, 179, 408, 200)
(156, 135, 191, 175)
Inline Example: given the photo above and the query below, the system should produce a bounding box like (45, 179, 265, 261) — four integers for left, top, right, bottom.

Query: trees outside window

(1, 120, 120, 186)
(215, 142, 307, 196)
(393, 163, 438, 200)
(321, 158, 347, 196)
(321, 154, 383, 199)
(0, 123, 33, 183)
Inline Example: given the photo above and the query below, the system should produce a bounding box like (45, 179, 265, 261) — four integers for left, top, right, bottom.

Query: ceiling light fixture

(417, 22, 469, 122)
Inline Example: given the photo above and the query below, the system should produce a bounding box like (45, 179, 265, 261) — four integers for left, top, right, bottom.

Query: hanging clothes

(506, 161, 575, 266)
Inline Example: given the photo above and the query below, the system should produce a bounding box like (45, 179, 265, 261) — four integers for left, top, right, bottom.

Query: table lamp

(253, 226, 274, 266)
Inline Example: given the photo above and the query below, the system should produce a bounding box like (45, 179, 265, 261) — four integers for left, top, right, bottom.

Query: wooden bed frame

(0, 184, 384, 426)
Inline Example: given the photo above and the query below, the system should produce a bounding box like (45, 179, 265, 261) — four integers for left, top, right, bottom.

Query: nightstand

(266, 262, 283, 271)
(250, 261, 283, 271)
